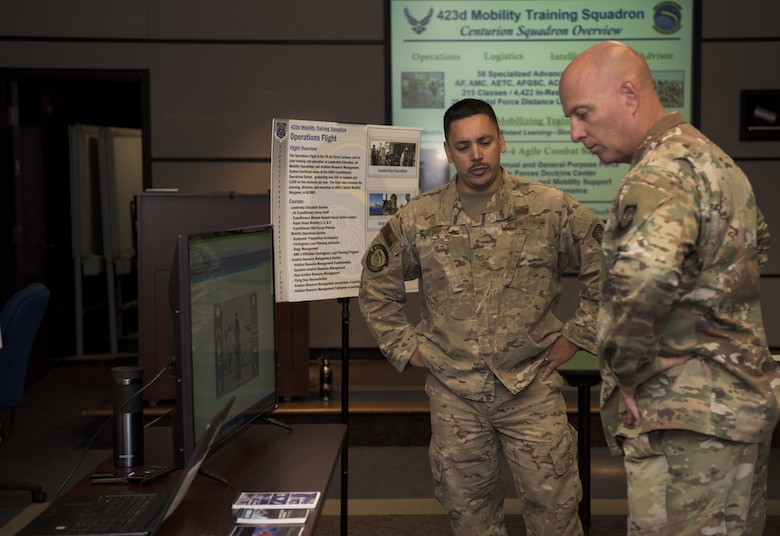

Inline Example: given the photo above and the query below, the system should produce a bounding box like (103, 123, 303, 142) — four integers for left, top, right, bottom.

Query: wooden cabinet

(135, 192, 309, 401)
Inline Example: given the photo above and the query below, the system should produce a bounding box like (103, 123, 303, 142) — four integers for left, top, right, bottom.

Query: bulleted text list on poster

(271, 119, 421, 303)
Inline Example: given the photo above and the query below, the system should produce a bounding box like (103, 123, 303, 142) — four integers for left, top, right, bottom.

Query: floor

(2, 359, 780, 535)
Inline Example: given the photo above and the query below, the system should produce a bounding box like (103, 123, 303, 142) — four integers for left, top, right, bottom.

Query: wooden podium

(135, 192, 310, 401)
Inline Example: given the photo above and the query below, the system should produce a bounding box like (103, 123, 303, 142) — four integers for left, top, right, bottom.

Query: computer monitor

(169, 224, 278, 468)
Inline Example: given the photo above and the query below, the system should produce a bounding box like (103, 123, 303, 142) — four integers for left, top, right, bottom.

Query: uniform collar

(441, 167, 515, 222)
(631, 112, 687, 167)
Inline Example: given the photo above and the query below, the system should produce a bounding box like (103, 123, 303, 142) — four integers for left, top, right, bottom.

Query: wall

(698, 2, 780, 349)
(1, 0, 779, 350)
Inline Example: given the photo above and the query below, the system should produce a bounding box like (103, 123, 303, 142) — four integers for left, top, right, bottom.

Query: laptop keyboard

(69, 494, 156, 533)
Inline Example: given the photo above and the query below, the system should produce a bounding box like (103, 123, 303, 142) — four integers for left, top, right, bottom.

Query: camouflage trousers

(622, 429, 770, 535)
(426, 370, 583, 536)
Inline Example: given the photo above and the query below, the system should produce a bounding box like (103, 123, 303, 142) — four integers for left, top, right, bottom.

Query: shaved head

(562, 41, 655, 98)
(559, 41, 666, 164)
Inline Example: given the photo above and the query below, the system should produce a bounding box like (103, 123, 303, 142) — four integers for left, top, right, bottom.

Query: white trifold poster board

(68, 124, 142, 358)
(271, 119, 422, 303)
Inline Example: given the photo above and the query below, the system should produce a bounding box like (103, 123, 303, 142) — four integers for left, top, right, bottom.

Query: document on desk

(234, 507, 309, 524)
(229, 526, 304, 536)
(232, 491, 321, 510)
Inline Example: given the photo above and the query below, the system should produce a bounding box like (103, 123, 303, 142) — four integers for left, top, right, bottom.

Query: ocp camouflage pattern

(359, 169, 603, 401)
(598, 112, 780, 455)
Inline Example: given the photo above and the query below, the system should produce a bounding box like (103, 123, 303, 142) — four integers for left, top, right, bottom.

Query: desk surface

(67, 423, 346, 536)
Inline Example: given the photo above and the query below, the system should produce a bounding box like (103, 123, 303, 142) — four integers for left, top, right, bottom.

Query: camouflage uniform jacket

(599, 112, 780, 455)
(359, 168, 603, 401)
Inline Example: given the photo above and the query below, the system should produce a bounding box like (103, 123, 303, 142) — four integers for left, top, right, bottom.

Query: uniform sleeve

(598, 173, 699, 388)
(358, 212, 421, 373)
(756, 206, 771, 266)
(560, 200, 603, 356)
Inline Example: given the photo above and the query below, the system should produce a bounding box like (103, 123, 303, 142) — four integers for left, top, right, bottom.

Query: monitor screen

(169, 224, 278, 467)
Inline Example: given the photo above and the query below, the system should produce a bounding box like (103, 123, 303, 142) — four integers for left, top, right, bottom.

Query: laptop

(18, 396, 235, 536)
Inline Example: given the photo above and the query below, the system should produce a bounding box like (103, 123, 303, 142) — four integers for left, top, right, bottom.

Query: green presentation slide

(390, 0, 695, 219)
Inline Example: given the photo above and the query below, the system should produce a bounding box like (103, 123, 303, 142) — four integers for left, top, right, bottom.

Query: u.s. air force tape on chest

(366, 244, 389, 272)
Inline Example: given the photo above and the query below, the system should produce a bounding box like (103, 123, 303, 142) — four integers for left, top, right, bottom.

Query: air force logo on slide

(404, 7, 433, 35)
(653, 2, 683, 34)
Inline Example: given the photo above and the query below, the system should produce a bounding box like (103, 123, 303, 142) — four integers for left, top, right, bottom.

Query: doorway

(0, 69, 150, 374)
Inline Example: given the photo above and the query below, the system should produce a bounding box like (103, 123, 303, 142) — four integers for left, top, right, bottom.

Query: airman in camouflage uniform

(359, 98, 603, 536)
(560, 41, 780, 535)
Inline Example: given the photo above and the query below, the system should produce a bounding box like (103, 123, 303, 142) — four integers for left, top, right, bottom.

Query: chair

(0, 282, 50, 502)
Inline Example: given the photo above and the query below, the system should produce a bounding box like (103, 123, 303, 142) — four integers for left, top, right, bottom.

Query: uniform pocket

(549, 424, 578, 476)
(503, 422, 578, 478)
(429, 441, 444, 483)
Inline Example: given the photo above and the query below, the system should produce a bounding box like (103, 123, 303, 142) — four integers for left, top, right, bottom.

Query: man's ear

(621, 80, 640, 113)
(443, 141, 453, 163)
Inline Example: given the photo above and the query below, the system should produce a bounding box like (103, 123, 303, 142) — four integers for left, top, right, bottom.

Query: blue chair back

(0, 283, 50, 409)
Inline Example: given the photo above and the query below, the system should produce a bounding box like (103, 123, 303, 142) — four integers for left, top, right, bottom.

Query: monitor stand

(198, 468, 227, 485)
(263, 416, 292, 432)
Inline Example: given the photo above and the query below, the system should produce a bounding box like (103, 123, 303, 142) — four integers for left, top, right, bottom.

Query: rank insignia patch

(592, 223, 604, 243)
(617, 205, 637, 233)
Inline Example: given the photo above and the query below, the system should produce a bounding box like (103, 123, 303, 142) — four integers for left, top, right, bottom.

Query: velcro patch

(366, 244, 389, 272)
(381, 224, 398, 248)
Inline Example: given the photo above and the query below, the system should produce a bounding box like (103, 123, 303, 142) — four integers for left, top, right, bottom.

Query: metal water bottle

(319, 355, 332, 402)
(111, 366, 144, 467)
